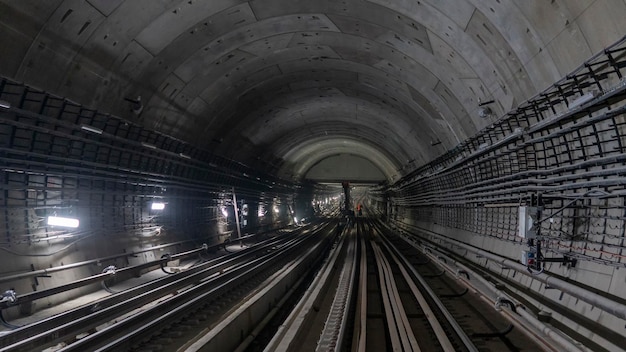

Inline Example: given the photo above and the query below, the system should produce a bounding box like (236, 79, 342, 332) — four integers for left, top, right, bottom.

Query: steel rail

(371, 241, 421, 351)
(376, 225, 478, 352)
(354, 234, 368, 352)
(0, 233, 299, 351)
(58, 232, 319, 351)
(315, 234, 357, 352)
(264, 226, 347, 352)
(371, 240, 402, 350)
(189, 231, 334, 352)
(418, 244, 589, 352)
(398, 223, 626, 321)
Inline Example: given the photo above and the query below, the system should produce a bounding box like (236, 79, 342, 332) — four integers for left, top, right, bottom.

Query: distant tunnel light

(151, 202, 166, 210)
(47, 216, 79, 228)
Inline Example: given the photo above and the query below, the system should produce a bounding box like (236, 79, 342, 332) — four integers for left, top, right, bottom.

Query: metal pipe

(0, 241, 191, 284)
(232, 187, 242, 240)
(515, 305, 592, 352)
(426, 249, 590, 352)
(412, 226, 626, 320)
(421, 248, 590, 352)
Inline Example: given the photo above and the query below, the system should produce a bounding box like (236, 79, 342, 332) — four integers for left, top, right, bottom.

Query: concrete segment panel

(561, 0, 596, 19)
(115, 40, 155, 81)
(521, 47, 562, 93)
(365, 0, 502, 92)
(175, 49, 255, 83)
(86, 0, 124, 16)
(429, 34, 476, 79)
(514, 0, 574, 46)
(239, 33, 296, 56)
(0, 21, 33, 77)
(546, 21, 593, 76)
(465, 8, 536, 102)
(470, 0, 545, 65)
(305, 154, 386, 181)
(39, 0, 105, 49)
(433, 80, 473, 134)
(575, 0, 626, 54)
(134, 0, 247, 55)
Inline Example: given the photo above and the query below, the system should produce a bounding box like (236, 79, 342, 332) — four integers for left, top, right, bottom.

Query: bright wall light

(151, 202, 166, 210)
(221, 206, 229, 217)
(47, 216, 79, 228)
(81, 125, 103, 134)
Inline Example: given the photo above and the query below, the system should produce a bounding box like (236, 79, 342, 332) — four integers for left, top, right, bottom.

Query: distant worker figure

(1, 288, 16, 304)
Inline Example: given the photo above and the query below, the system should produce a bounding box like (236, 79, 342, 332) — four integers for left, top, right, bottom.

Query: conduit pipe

(421, 248, 591, 352)
(0, 240, 191, 284)
(406, 226, 626, 321)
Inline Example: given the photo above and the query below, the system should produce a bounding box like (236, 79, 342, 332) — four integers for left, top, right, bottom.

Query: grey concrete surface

(2, 1, 626, 351)
(5, 0, 623, 181)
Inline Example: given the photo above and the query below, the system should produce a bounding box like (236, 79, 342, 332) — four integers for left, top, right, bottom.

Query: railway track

(268, 214, 549, 351)
(355, 219, 471, 352)
(1, 216, 558, 351)
(0, 223, 336, 352)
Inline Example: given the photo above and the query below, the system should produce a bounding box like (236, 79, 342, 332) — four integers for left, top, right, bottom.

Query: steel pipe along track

(0, 216, 554, 351)
(370, 218, 553, 351)
(56, 225, 334, 351)
(0, 224, 329, 352)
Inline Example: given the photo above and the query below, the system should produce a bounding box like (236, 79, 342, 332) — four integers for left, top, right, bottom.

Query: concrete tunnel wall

(365, 39, 626, 350)
(1, 1, 626, 350)
(0, 78, 298, 318)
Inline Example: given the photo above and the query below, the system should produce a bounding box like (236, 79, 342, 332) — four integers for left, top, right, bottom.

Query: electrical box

(518, 206, 539, 239)
(521, 249, 536, 267)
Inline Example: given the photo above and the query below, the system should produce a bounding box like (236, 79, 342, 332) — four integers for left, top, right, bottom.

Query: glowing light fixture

(151, 202, 166, 210)
(0, 100, 10, 109)
(221, 207, 229, 217)
(81, 125, 103, 134)
(47, 216, 79, 228)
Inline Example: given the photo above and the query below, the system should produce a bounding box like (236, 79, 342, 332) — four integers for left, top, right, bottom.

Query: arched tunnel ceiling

(1, 0, 625, 182)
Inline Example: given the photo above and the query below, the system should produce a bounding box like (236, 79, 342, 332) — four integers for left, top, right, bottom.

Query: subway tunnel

(1, 1, 626, 351)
